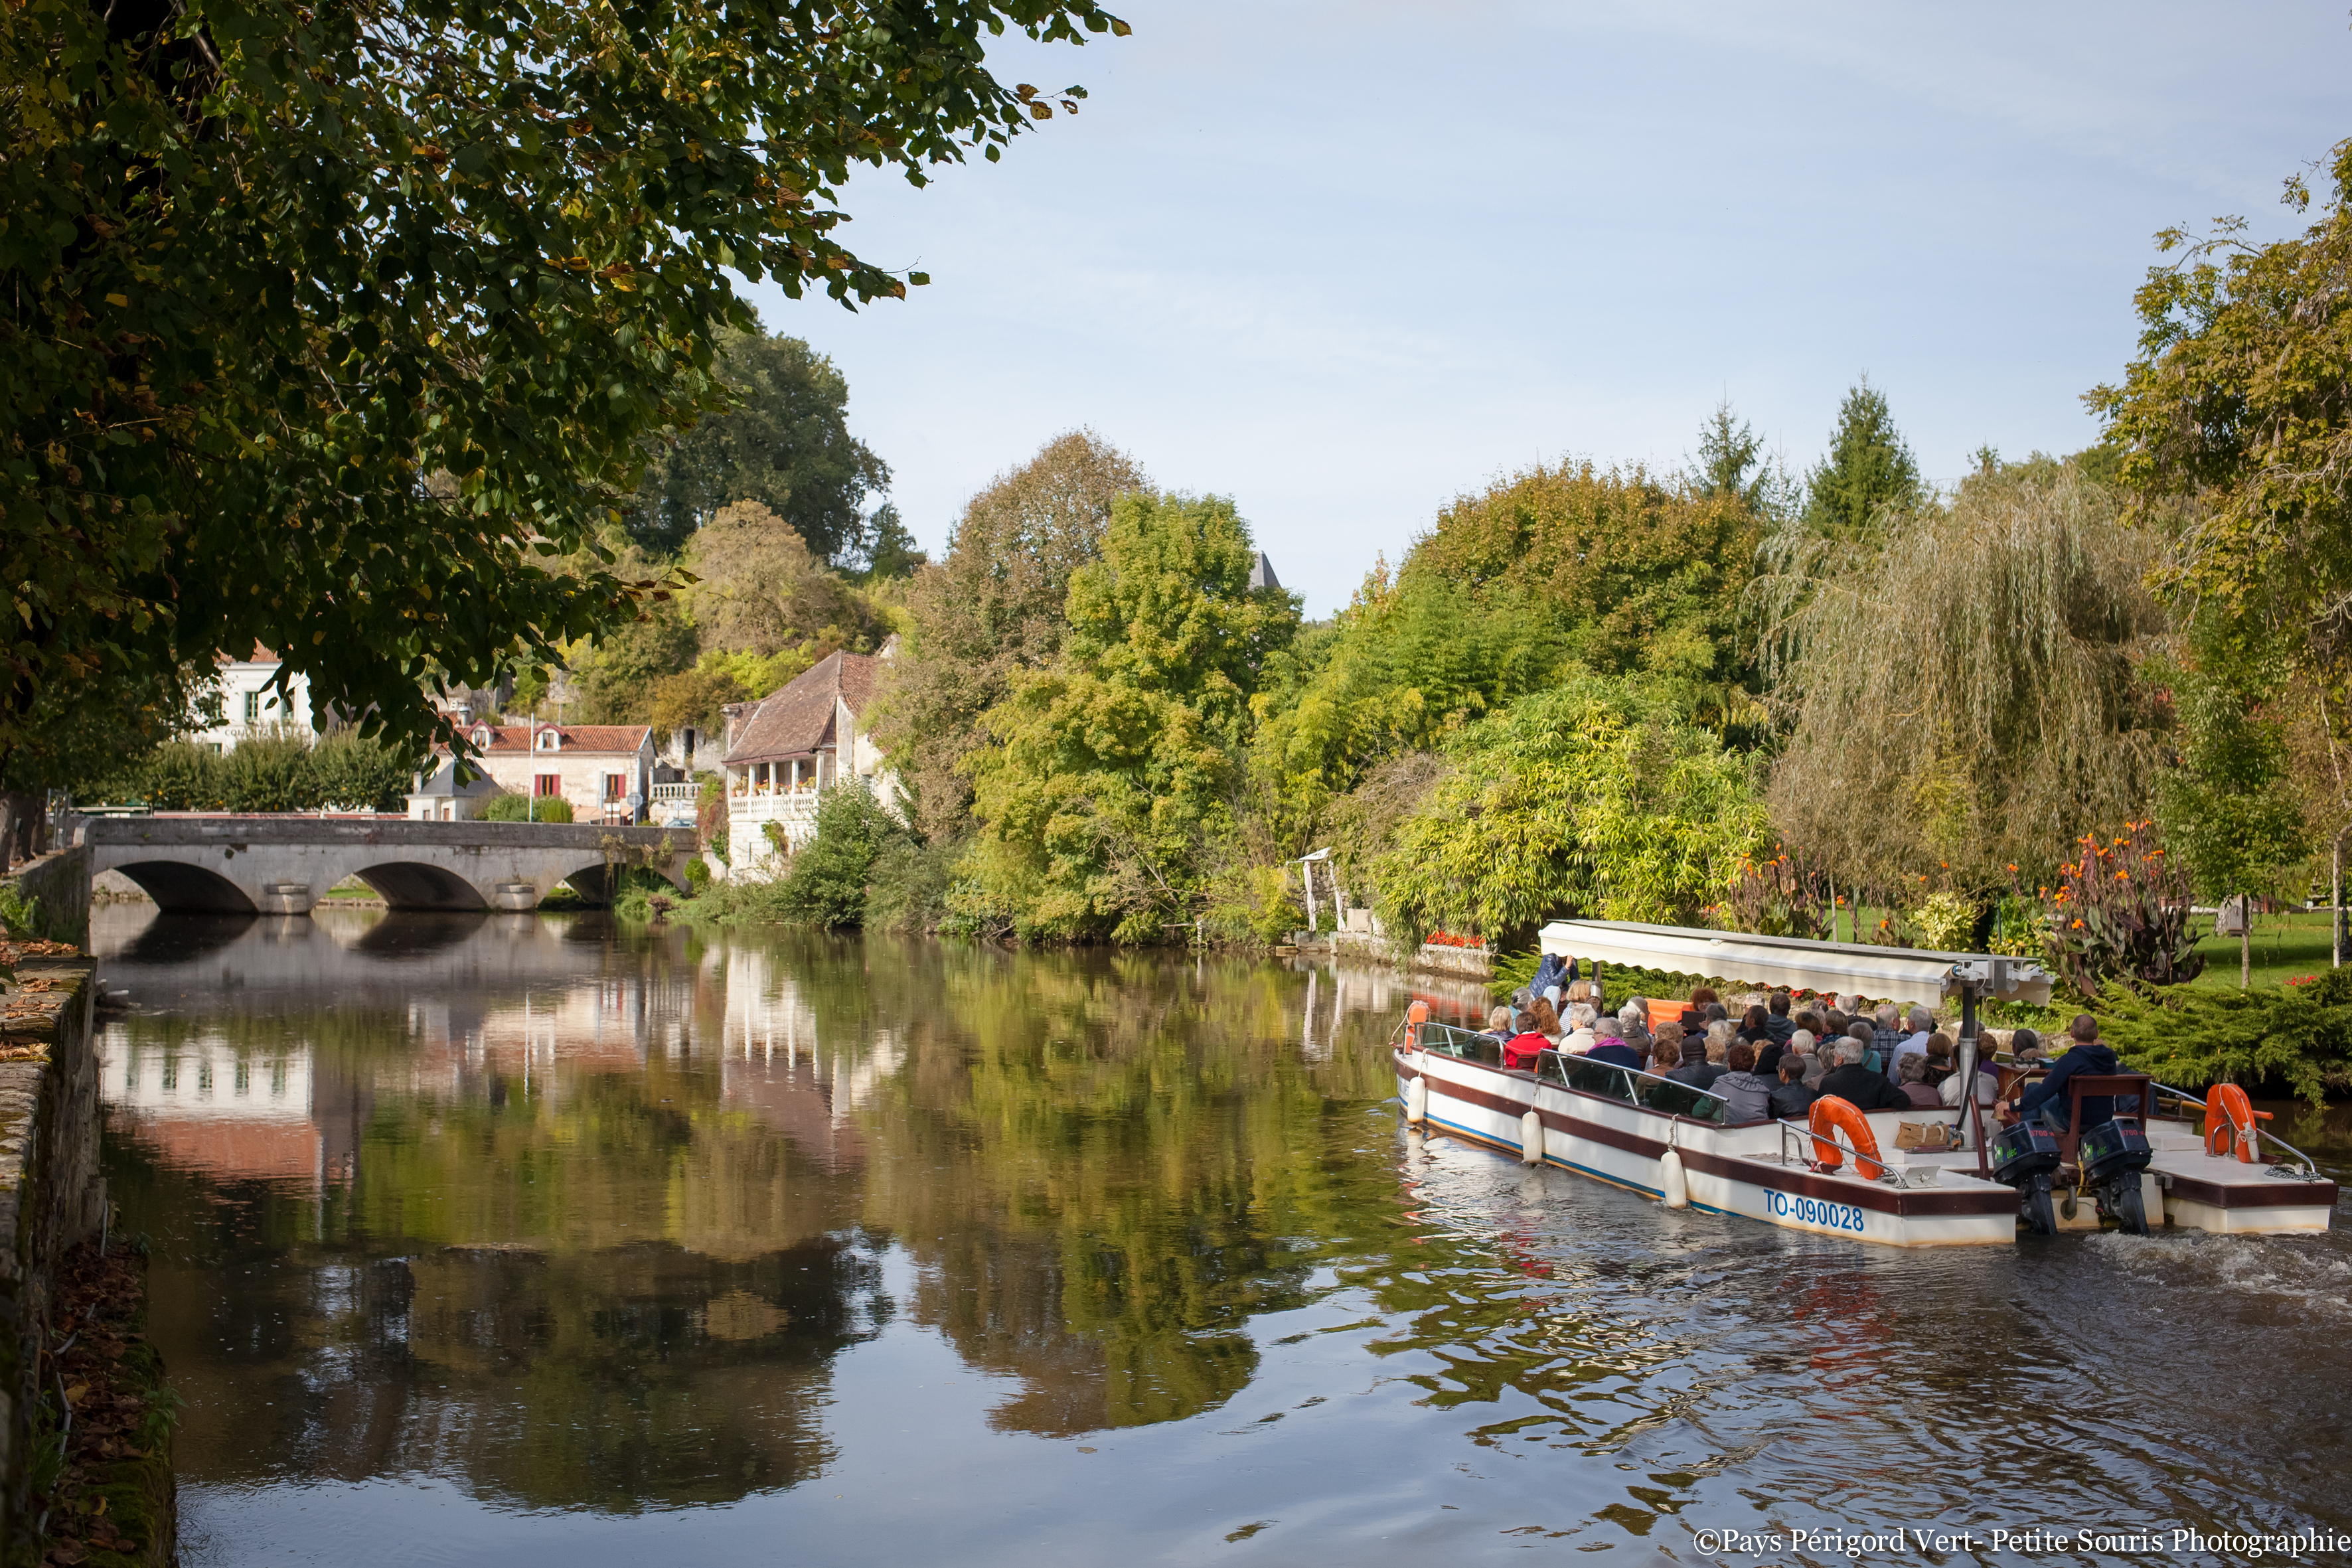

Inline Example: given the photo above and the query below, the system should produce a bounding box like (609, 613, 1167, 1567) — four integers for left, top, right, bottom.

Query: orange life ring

(1404, 999, 1430, 1052)
(1808, 1095, 1885, 1177)
(2203, 1083, 2264, 1163)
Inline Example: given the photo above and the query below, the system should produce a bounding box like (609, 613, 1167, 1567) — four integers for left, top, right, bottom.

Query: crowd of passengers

(1471, 965, 2062, 1127)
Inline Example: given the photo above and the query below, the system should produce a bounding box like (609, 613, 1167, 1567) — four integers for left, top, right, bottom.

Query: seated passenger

(1737, 1004, 1773, 1049)
(1764, 991, 1796, 1047)
(1921, 1032, 1954, 1088)
(1768, 1054, 1817, 1119)
(1818, 1036, 1911, 1111)
(1715, 1041, 1773, 1123)
(1846, 1019, 1883, 1076)
(1703, 1020, 1736, 1083)
(1688, 985, 1720, 1012)
(1583, 1018, 1644, 1073)
(1887, 1005, 1935, 1085)
(1560, 1002, 1599, 1053)
(2007, 1014, 2118, 1133)
(1502, 1011, 1551, 1071)
(1478, 1004, 1515, 1046)
(1617, 1000, 1652, 1054)
(1897, 1052, 1941, 1107)
(1527, 996, 1562, 1044)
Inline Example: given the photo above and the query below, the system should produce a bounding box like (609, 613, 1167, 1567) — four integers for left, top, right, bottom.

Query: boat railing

(1407, 1024, 1734, 1120)
(2148, 1080, 2324, 1177)
(1532, 1050, 1732, 1122)
(1774, 1115, 1897, 1182)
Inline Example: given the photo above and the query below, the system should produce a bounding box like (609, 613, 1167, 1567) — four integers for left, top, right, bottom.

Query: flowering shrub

(2029, 821, 2205, 998)
(1707, 848, 1832, 939)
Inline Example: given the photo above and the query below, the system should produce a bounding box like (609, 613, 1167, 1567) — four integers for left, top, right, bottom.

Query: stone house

(406, 722, 656, 824)
(719, 649, 898, 876)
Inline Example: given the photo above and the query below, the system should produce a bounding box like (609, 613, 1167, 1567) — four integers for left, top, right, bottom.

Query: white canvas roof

(1537, 920, 2054, 1005)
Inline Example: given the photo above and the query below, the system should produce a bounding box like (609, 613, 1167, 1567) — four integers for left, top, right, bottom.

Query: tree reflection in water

(94, 910, 1415, 1510)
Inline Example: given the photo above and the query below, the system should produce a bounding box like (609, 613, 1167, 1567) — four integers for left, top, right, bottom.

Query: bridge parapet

(80, 817, 700, 915)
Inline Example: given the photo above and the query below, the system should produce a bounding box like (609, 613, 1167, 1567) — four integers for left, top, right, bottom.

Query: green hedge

(481, 793, 574, 823)
(103, 732, 416, 813)
(2099, 966, 2352, 1108)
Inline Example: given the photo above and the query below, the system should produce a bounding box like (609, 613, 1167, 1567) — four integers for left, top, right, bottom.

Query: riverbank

(0, 934, 129, 1560)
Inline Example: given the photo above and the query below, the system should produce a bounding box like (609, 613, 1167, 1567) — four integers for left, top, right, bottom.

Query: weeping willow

(1752, 461, 2173, 895)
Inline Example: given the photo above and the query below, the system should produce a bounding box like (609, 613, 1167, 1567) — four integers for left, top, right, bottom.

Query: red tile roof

(722, 651, 880, 765)
(452, 723, 651, 755)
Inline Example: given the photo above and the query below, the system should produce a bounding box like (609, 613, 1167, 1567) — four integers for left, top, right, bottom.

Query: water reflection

(92, 907, 2352, 1567)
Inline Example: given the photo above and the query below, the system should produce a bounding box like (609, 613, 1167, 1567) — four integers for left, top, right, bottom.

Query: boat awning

(1538, 920, 2054, 1005)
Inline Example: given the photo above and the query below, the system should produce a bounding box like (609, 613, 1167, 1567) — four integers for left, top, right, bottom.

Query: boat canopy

(1537, 920, 2055, 1005)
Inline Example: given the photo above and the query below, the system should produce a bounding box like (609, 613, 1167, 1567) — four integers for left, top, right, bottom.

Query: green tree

(1799, 377, 1922, 543)
(875, 431, 1147, 840)
(1372, 672, 1768, 946)
(1755, 459, 2171, 900)
(776, 782, 910, 927)
(1685, 398, 1788, 516)
(2156, 648, 2312, 987)
(963, 492, 1300, 942)
(1, 0, 1128, 771)
(1, 664, 208, 861)
(627, 331, 892, 564)
(688, 501, 887, 661)
(1402, 461, 1764, 730)
(566, 542, 702, 725)
(2092, 138, 2352, 683)
(1245, 565, 1565, 848)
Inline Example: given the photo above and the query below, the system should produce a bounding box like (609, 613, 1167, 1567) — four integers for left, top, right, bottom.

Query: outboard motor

(2078, 1116, 2156, 1235)
(1990, 1121, 2063, 1236)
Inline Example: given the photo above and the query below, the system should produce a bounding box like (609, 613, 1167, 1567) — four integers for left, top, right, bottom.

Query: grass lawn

(2185, 906, 2347, 992)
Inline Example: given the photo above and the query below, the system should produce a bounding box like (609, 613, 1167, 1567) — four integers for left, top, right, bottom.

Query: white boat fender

(1520, 1109, 1545, 1165)
(1406, 1075, 1428, 1127)
(1660, 1137, 1689, 1210)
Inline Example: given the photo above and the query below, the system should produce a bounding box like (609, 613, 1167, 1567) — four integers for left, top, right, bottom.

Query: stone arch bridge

(83, 817, 698, 914)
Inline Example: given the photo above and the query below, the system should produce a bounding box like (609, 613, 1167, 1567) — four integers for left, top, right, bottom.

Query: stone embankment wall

(0, 953, 115, 1556)
(0, 846, 91, 947)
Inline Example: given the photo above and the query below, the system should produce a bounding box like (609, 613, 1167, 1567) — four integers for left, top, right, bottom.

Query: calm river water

(90, 907, 2352, 1567)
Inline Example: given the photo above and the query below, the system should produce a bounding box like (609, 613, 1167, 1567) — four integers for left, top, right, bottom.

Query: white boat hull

(1399, 1048, 2018, 1247)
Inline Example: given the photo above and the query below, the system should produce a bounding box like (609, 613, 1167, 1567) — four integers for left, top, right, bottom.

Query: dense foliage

(961, 491, 1300, 941)
(1373, 672, 1769, 947)
(2093, 138, 2352, 686)
(2, 0, 1125, 768)
(2100, 966, 2352, 1109)
(1757, 459, 2171, 896)
(627, 331, 893, 564)
(107, 732, 417, 813)
(481, 793, 573, 823)
(874, 431, 1147, 840)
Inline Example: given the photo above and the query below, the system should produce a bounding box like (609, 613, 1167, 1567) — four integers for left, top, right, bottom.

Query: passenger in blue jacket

(2010, 1014, 2120, 1132)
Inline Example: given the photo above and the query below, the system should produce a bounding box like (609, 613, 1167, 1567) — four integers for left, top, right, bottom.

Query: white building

(719, 649, 898, 876)
(190, 646, 326, 751)
(406, 722, 657, 824)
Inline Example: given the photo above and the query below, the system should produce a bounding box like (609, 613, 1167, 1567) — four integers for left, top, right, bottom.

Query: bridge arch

(108, 859, 260, 915)
(349, 861, 492, 912)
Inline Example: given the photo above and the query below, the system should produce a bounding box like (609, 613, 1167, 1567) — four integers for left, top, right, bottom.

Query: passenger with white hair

(1561, 1002, 1599, 1054)
(1617, 999, 1652, 1053)
(1818, 1032, 1911, 1110)
(1887, 1004, 1936, 1085)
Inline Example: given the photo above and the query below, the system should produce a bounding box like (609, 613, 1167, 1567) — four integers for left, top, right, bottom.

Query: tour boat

(1393, 920, 2339, 1247)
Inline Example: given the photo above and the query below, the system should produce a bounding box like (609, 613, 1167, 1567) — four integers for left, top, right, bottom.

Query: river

(90, 906, 2352, 1567)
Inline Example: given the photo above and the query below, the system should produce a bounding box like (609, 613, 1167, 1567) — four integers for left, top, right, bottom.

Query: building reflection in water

(92, 908, 894, 1510)
(91, 908, 1421, 1514)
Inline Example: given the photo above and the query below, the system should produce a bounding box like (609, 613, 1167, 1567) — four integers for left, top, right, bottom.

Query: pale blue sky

(743, 1, 2352, 616)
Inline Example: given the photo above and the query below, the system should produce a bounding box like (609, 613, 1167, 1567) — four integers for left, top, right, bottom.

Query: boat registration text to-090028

(1768, 1190, 1865, 1231)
